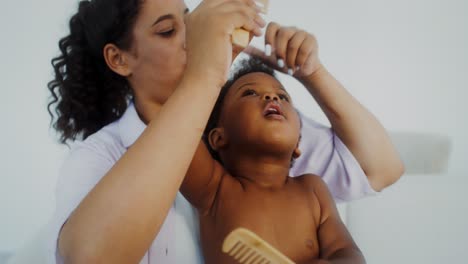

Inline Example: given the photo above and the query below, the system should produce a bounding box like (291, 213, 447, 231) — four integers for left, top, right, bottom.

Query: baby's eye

(242, 89, 257, 97)
(279, 93, 290, 102)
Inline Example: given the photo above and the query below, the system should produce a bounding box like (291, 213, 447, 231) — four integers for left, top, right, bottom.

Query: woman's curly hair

(47, 0, 143, 143)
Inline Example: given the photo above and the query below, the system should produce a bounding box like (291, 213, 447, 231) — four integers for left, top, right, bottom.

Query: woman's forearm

(59, 74, 222, 264)
(298, 65, 404, 191)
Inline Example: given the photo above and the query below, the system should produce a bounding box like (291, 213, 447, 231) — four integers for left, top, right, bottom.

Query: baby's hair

(203, 57, 301, 167)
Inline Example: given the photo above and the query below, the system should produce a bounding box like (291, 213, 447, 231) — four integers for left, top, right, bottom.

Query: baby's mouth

(263, 102, 285, 119)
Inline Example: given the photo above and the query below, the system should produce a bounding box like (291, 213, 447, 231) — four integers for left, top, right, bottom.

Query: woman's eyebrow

(152, 14, 175, 27)
(152, 8, 188, 27)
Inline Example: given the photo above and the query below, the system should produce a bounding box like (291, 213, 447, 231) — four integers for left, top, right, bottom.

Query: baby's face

(219, 72, 301, 150)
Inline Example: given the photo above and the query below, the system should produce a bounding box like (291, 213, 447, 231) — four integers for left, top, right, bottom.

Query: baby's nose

(262, 93, 279, 101)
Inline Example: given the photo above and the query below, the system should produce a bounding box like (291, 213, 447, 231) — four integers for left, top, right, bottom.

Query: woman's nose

(262, 93, 279, 101)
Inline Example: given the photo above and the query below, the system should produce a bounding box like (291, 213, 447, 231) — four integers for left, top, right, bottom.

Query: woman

(46, 0, 403, 263)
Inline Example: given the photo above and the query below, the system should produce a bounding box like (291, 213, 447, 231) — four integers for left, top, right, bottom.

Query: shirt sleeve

(45, 140, 116, 264)
(289, 113, 377, 203)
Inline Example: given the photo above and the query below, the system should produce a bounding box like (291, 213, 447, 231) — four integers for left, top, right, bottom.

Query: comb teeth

(227, 240, 271, 264)
(222, 228, 294, 264)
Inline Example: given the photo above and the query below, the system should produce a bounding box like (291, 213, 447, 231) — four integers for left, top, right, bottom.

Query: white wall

(346, 174, 468, 263)
(1, 0, 467, 254)
(0, 0, 76, 252)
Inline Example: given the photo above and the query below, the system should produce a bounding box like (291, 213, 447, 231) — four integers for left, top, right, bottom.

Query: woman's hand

(184, 0, 266, 87)
(245, 22, 323, 79)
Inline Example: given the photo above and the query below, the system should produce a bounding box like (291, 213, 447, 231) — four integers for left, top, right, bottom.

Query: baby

(180, 58, 365, 264)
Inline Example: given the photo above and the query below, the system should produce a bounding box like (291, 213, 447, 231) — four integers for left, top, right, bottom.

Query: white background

(1, 0, 467, 254)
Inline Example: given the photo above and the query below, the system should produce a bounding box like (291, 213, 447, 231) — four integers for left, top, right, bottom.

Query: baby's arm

(180, 141, 229, 215)
(306, 176, 366, 264)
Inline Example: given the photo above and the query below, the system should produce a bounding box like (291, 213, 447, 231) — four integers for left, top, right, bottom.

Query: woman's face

(126, 0, 189, 105)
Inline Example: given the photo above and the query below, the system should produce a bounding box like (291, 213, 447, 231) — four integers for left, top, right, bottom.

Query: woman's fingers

(243, 45, 276, 65)
(192, 0, 265, 37)
(184, 0, 267, 85)
(264, 22, 280, 64)
(295, 35, 316, 69)
(285, 30, 307, 73)
(264, 23, 300, 73)
(262, 22, 320, 76)
(213, 0, 265, 36)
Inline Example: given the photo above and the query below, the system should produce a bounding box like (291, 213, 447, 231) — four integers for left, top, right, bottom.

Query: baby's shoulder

(291, 174, 330, 197)
(292, 173, 323, 187)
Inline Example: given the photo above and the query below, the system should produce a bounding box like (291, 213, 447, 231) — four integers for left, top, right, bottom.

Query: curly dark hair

(47, 0, 143, 143)
(203, 57, 276, 162)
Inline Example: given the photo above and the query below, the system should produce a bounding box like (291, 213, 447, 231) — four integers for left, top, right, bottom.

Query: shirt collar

(118, 102, 146, 148)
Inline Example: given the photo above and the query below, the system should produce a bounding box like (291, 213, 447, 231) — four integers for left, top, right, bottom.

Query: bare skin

(57, 0, 401, 262)
(245, 22, 404, 191)
(181, 72, 365, 264)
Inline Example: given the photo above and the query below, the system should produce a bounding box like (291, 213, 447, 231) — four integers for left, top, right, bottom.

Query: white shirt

(46, 102, 376, 264)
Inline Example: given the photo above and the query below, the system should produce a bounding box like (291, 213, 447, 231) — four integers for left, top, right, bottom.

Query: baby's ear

(208, 128, 228, 151)
(293, 135, 302, 159)
(292, 147, 302, 159)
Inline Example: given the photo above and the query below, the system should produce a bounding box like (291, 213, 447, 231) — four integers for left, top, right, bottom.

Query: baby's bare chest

(200, 186, 321, 262)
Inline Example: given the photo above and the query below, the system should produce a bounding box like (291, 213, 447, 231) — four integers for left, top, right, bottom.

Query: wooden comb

(232, 0, 269, 48)
(222, 227, 295, 264)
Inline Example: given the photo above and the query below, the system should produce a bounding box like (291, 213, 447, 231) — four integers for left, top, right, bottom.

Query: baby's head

(203, 58, 302, 167)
